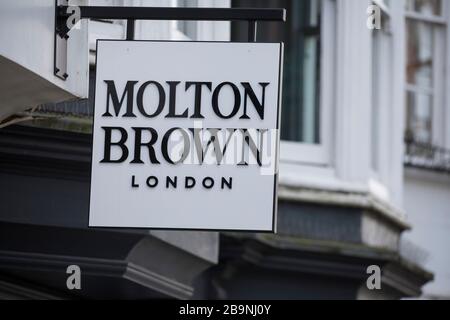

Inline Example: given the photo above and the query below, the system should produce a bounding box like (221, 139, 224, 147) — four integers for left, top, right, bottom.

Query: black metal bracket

(54, 4, 286, 80)
(54, 0, 69, 80)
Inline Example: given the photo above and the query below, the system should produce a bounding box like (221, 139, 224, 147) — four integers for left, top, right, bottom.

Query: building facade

(1, 0, 448, 299)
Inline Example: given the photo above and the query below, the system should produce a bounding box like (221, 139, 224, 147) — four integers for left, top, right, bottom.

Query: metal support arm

(58, 6, 285, 23)
(54, 4, 286, 80)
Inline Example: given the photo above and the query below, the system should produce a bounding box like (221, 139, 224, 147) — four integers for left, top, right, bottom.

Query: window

(232, 0, 334, 165)
(233, 0, 321, 143)
(172, 0, 230, 41)
(406, 0, 442, 16)
(88, 1, 230, 57)
(280, 0, 321, 144)
(178, 0, 198, 39)
(405, 0, 447, 145)
(88, 0, 127, 64)
(172, 0, 198, 40)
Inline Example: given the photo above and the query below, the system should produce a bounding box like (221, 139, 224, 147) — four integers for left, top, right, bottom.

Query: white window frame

(280, 0, 335, 167)
(369, 0, 393, 203)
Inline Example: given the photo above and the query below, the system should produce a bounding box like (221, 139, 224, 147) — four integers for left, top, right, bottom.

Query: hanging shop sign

(89, 40, 283, 231)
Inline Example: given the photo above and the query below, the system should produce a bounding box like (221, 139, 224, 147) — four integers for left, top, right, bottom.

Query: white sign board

(89, 40, 283, 232)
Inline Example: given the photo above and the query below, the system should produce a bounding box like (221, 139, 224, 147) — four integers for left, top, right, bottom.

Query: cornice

(220, 234, 433, 297)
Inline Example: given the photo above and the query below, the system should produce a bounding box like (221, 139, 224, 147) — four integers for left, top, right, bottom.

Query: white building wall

(403, 168, 450, 299)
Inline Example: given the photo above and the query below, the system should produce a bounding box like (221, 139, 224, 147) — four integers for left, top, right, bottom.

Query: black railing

(404, 139, 450, 173)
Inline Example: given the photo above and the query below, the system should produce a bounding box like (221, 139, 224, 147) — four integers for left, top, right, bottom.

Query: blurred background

(0, 0, 449, 299)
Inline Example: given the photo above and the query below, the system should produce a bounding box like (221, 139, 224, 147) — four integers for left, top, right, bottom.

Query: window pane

(405, 0, 442, 16)
(406, 20, 434, 88)
(406, 91, 433, 143)
(176, 0, 198, 39)
(231, 0, 322, 144)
